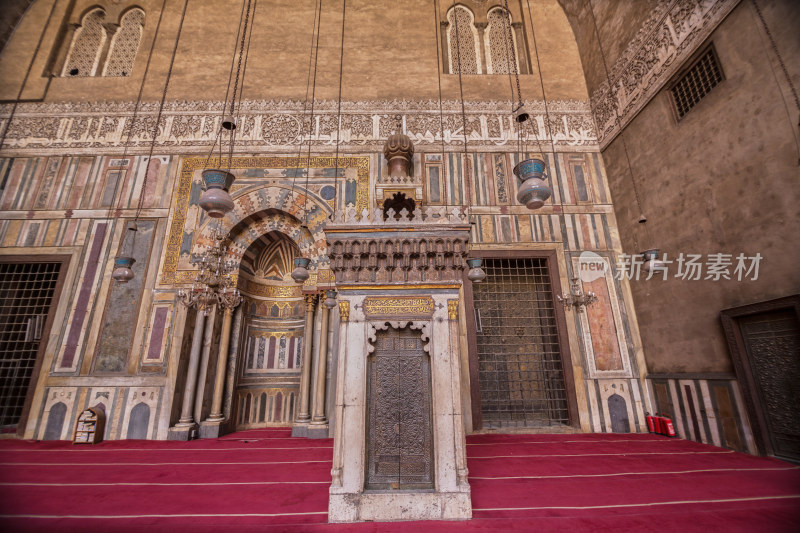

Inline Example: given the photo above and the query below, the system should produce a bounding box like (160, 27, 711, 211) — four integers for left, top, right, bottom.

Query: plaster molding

(367, 320, 431, 354)
(590, 0, 740, 148)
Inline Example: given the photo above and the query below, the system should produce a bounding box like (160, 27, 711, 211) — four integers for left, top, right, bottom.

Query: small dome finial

(383, 115, 414, 179)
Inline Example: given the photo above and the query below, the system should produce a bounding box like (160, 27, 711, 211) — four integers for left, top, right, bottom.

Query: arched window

(486, 7, 519, 75)
(104, 8, 145, 77)
(447, 5, 481, 74)
(62, 8, 107, 77)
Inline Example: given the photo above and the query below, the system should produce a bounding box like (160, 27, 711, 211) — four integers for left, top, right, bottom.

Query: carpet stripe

(470, 466, 799, 480)
(470, 450, 734, 459)
(0, 512, 328, 519)
(467, 438, 674, 445)
(473, 494, 800, 511)
(0, 460, 331, 466)
(0, 481, 330, 486)
(0, 446, 334, 452)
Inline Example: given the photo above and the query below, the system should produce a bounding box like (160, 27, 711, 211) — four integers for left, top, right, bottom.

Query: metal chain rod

(586, 0, 647, 228)
(302, 0, 324, 223)
(204, 0, 247, 169)
(502, 0, 523, 108)
(332, 0, 347, 214)
(290, 0, 322, 210)
(450, 0, 472, 207)
(135, 0, 190, 224)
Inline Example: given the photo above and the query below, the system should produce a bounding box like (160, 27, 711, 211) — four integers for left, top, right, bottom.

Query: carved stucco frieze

(590, 0, 740, 148)
(0, 99, 597, 155)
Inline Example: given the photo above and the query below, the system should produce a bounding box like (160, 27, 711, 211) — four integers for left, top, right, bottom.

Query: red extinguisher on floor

(661, 414, 676, 437)
(653, 412, 664, 435)
(645, 412, 656, 433)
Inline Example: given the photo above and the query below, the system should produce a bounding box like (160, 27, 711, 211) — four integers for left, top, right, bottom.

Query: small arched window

(62, 8, 107, 77)
(486, 7, 519, 75)
(447, 5, 481, 75)
(104, 8, 145, 77)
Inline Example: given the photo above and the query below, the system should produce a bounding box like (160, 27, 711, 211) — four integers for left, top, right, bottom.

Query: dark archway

(383, 192, 415, 220)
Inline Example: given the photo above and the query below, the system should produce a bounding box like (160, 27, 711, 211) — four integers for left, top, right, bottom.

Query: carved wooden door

(366, 327, 433, 490)
(738, 309, 800, 462)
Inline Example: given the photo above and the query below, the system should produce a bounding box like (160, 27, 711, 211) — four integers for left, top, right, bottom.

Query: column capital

(102, 22, 121, 34)
(304, 293, 318, 310)
(474, 22, 488, 31)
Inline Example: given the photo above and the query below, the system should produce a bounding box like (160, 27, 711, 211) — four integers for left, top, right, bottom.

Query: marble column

(475, 22, 488, 74)
(169, 309, 206, 440)
(308, 295, 331, 438)
(200, 306, 234, 438)
(292, 294, 318, 437)
(97, 23, 120, 76)
(223, 305, 244, 420)
(193, 305, 216, 424)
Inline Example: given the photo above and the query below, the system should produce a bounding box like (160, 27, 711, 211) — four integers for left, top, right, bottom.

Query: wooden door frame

(462, 249, 580, 431)
(0, 255, 71, 435)
(720, 294, 800, 456)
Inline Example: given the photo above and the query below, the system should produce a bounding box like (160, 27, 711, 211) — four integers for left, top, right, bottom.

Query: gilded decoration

(447, 299, 459, 321)
(248, 331, 299, 340)
(161, 156, 369, 285)
(316, 268, 335, 285)
(304, 293, 318, 311)
(338, 301, 350, 322)
(364, 297, 435, 318)
(240, 281, 302, 298)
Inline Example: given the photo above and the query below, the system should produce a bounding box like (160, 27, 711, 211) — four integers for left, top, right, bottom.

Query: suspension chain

(135, 0, 189, 222)
(502, 0, 523, 108)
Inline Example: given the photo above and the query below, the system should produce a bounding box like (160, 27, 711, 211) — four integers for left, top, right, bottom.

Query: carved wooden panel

(738, 309, 800, 462)
(366, 327, 433, 490)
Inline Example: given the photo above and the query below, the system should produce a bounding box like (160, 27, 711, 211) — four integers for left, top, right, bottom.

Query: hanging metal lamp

(466, 258, 487, 283)
(642, 249, 665, 273)
(221, 115, 237, 131)
(324, 289, 338, 309)
(513, 103, 530, 124)
(111, 222, 138, 283)
(291, 257, 311, 283)
(198, 169, 236, 218)
(513, 157, 552, 210)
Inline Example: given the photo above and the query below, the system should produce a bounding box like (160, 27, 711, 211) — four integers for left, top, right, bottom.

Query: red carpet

(1, 430, 798, 532)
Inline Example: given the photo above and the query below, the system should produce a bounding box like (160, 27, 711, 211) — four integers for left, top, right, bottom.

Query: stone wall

(598, 1, 800, 374)
(0, 0, 587, 104)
